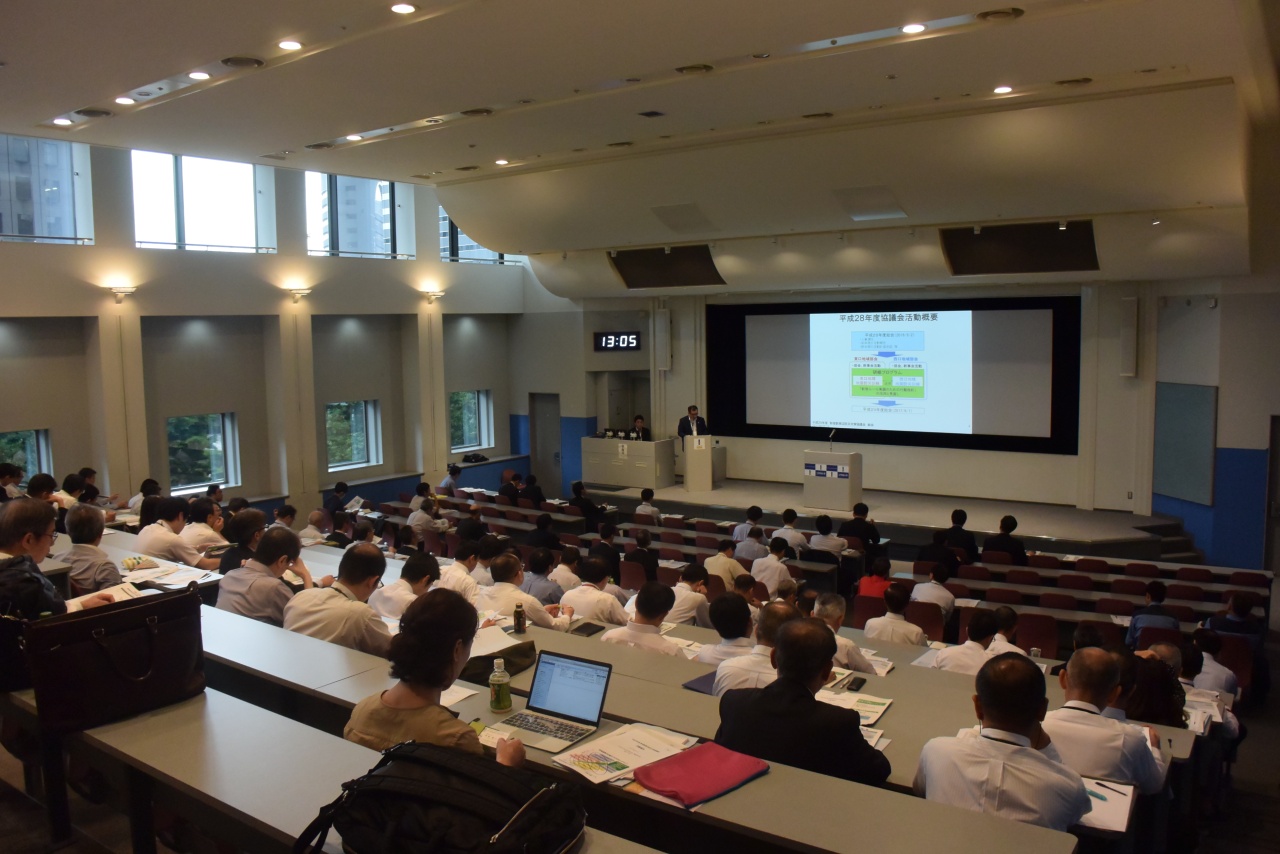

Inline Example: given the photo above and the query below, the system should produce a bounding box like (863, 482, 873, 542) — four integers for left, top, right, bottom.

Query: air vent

(638, 110, 665, 118)
(939, 220, 1098, 275)
(802, 112, 834, 119)
(259, 153, 287, 161)
(977, 7, 1024, 21)
(609, 245, 726, 289)
(456, 165, 479, 171)
(460, 108, 493, 117)
(675, 64, 714, 74)
(607, 141, 634, 148)
(222, 56, 266, 68)
(1055, 77, 1093, 86)
(74, 108, 113, 118)
(305, 142, 334, 150)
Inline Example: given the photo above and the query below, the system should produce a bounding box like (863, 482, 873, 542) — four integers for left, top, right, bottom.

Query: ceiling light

(1151, 217, 1161, 226)
(675, 64, 714, 74)
(974, 225, 982, 235)
(391, 3, 416, 13)
(115, 96, 135, 105)
(424, 118, 442, 124)
(495, 159, 509, 165)
(1059, 220, 1067, 230)
(751, 53, 771, 59)
(901, 24, 927, 34)
(278, 40, 303, 51)
(993, 85, 1012, 94)
(52, 118, 73, 126)
(188, 71, 210, 80)
(345, 134, 362, 141)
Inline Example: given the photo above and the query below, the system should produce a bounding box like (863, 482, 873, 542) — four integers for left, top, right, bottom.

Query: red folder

(632, 742, 768, 807)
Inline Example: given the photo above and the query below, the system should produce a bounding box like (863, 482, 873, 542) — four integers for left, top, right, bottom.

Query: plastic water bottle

(489, 658, 512, 712)
(1030, 647, 1042, 659)
(513, 603, 527, 634)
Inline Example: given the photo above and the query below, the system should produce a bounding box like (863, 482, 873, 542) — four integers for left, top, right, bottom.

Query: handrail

(0, 233, 92, 244)
(306, 249, 416, 260)
(135, 241, 278, 253)
(440, 255, 522, 265)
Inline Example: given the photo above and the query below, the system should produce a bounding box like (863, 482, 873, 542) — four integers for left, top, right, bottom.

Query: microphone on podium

(829, 429, 836, 451)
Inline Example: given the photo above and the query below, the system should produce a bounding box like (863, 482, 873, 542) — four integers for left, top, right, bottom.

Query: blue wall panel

(559, 416, 598, 498)
(510, 414, 531, 456)
(320, 474, 425, 510)
(1152, 446, 1268, 569)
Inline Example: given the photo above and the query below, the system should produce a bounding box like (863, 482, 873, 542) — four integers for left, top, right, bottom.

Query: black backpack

(294, 742, 586, 854)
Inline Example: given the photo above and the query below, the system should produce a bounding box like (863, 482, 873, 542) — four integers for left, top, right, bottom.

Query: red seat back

(705, 575, 727, 601)
(1216, 634, 1255, 692)
(658, 548, 683, 563)
(943, 582, 971, 598)
(752, 581, 770, 602)
(517, 498, 535, 509)
(737, 557, 754, 574)
(1005, 569, 1042, 586)
(1057, 574, 1094, 591)
(560, 533, 582, 547)
(850, 595, 888, 629)
(1136, 626, 1184, 650)
(1095, 598, 1135, 616)
(1228, 571, 1269, 588)
(1175, 566, 1213, 583)
(495, 495, 511, 506)
(1165, 583, 1204, 602)
(1075, 558, 1112, 574)
(695, 520, 721, 534)
(1075, 619, 1125, 650)
(1015, 613, 1059, 659)
(619, 561, 647, 590)
(1039, 592, 1079, 611)
(657, 565, 682, 586)
(634, 513, 656, 526)
(912, 560, 938, 576)
(695, 535, 719, 550)
(660, 530, 685, 545)
(958, 564, 992, 581)
(1110, 578, 1148, 596)
(1027, 554, 1063, 568)
(843, 536, 865, 552)
(662, 516, 686, 529)
(985, 587, 1023, 605)
(1164, 604, 1196, 623)
(981, 551, 1012, 565)
(904, 601, 945, 642)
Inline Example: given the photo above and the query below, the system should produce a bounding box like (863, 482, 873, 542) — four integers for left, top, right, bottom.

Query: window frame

(0, 429, 53, 481)
(132, 151, 273, 253)
(448, 390, 494, 453)
(0, 133, 88, 245)
(165, 411, 241, 495)
(438, 206, 506, 264)
(307, 172, 406, 259)
(325, 399, 384, 472)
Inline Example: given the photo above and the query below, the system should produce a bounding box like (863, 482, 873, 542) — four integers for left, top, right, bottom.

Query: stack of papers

(471, 625, 519, 656)
(665, 636, 703, 659)
(657, 559, 687, 569)
(66, 583, 145, 611)
(866, 657, 895, 678)
(928, 641, 949, 650)
(441, 685, 476, 708)
(553, 724, 695, 784)
(912, 649, 941, 668)
(1079, 778, 1136, 833)
(860, 726, 885, 749)
(953, 598, 981, 608)
(1109, 615, 1133, 627)
(815, 691, 893, 725)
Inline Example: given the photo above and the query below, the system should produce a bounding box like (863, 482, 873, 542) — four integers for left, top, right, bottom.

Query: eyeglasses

(43, 531, 59, 544)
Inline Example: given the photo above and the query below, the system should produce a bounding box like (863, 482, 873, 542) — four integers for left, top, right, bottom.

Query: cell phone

(570, 622, 606, 637)
(848, 677, 867, 692)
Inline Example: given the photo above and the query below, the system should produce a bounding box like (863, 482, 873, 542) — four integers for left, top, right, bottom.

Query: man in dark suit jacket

(630, 415, 652, 442)
(623, 528, 660, 582)
(498, 473, 523, 504)
(589, 522, 623, 584)
(837, 502, 882, 557)
(716, 618, 892, 785)
(327, 510, 354, 549)
(525, 513, 562, 551)
(323, 482, 350, 517)
(982, 515, 1028, 565)
(916, 530, 960, 574)
(676, 405, 709, 441)
(568, 481, 604, 532)
(518, 474, 547, 507)
(455, 504, 490, 543)
(943, 508, 979, 564)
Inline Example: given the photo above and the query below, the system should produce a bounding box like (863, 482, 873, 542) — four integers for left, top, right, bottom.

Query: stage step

(1161, 551, 1203, 565)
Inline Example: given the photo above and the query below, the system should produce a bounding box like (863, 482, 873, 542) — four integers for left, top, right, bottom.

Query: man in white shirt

(813, 593, 876, 674)
(51, 472, 86, 511)
(635, 488, 660, 518)
(1041, 647, 1167, 794)
(548, 546, 583, 592)
(369, 552, 439, 620)
(601, 582, 680, 655)
(808, 515, 846, 558)
(909, 564, 956, 623)
(734, 527, 768, 561)
(433, 545, 480, 605)
(408, 482, 431, 512)
(560, 556, 629, 625)
(283, 543, 393, 656)
(217, 527, 324, 626)
(704, 539, 747, 590)
(628, 565, 711, 626)
(713, 600, 801, 696)
(298, 510, 327, 541)
(180, 498, 227, 550)
(406, 504, 436, 540)
(135, 497, 223, 571)
(1192, 629, 1240, 697)
(864, 583, 929, 646)
(751, 538, 792, 598)
(1176, 645, 1242, 741)
(474, 554, 573, 630)
(731, 506, 764, 543)
(772, 509, 809, 555)
(470, 535, 504, 587)
(914, 653, 1092, 831)
(697, 594, 755, 665)
(987, 605, 1029, 658)
(932, 609, 999, 676)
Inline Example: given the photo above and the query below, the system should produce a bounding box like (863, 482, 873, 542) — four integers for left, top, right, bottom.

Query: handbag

(457, 639, 537, 684)
(22, 583, 206, 734)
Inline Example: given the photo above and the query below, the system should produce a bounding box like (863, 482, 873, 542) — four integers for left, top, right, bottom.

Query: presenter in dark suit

(630, 415, 652, 442)
(716, 618, 891, 785)
(944, 508, 979, 564)
(676, 405, 709, 442)
(982, 515, 1029, 565)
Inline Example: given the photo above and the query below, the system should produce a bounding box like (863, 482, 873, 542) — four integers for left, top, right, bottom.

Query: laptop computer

(486, 651, 613, 752)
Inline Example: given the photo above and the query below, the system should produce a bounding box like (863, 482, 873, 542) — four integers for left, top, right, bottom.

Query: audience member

(751, 537, 792, 597)
(344, 589, 524, 766)
(916, 530, 961, 575)
(909, 561, 956, 622)
(837, 503, 882, 557)
(437, 464, 462, 493)
(25, 473, 57, 503)
(568, 481, 604, 532)
(519, 548, 563, 606)
(0, 501, 112, 621)
(588, 522, 622, 582)
(773, 578, 799, 608)
(470, 535, 505, 586)
(661, 565, 711, 626)
(497, 472, 522, 505)
(713, 601, 801, 696)
(623, 528, 659, 582)
(1201, 592, 1265, 649)
(931, 609, 998, 675)
(284, 543, 392, 655)
(864, 583, 928, 646)
(716, 618, 891, 785)
(51, 473, 85, 510)
(856, 557, 892, 598)
(63, 503, 122, 591)
(1102, 648, 1140, 721)
(560, 556, 628, 625)
(219, 508, 267, 573)
(1178, 645, 1242, 741)
(323, 482, 349, 516)
(272, 504, 297, 530)
(349, 520, 377, 549)
(704, 539, 746, 590)
(0, 463, 24, 500)
(225, 496, 250, 517)
(549, 545, 583, 592)
(127, 478, 161, 512)
(808, 515, 845, 557)
(734, 527, 769, 561)
(982, 515, 1028, 565)
(944, 508, 979, 564)
(635, 488, 659, 518)
(1191, 629, 1239, 696)
(135, 497, 222, 570)
(601, 582, 679, 654)
(525, 513, 561, 551)
(475, 554, 573, 630)
(914, 653, 1091, 830)
(773, 509, 808, 555)
(454, 503, 489, 543)
(518, 474, 546, 508)
(392, 524, 418, 558)
(1124, 652, 1188, 728)
(408, 482, 432, 512)
(697, 594, 755, 665)
(180, 497, 227, 549)
(1125, 580, 1181, 647)
(813, 593, 875, 673)
(732, 506, 764, 542)
(987, 606, 1027, 658)
(216, 527, 320, 626)
(370, 552, 440, 621)
(206, 483, 224, 506)
(433, 540, 479, 604)
(1042, 648, 1167, 793)
(136, 495, 162, 529)
(298, 510, 327, 541)
(406, 501, 436, 541)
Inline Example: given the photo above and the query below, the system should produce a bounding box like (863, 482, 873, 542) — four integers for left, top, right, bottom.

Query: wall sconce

(290, 288, 312, 303)
(111, 286, 136, 304)
(421, 289, 445, 305)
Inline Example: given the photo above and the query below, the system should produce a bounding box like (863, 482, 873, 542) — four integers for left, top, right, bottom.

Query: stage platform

(585, 478, 1184, 563)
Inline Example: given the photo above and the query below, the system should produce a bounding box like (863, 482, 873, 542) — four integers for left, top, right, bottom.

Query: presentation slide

(808, 310, 973, 434)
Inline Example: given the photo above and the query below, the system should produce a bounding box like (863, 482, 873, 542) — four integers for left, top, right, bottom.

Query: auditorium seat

(981, 551, 1012, 565)
(1057, 574, 1094, 591)
(1110, 578, 1148, 596)
(695, 535, 719, 550)
(420, 530, 445, 556)
(1124, 562, 1159, 578)
(1027, 554, 1063, 569)
(1176, 566, 1214, 583)
(695, 520, 721, 534)
(1075, 558, 1112, 574)
(445, 532, 461, 554)
(1165, 604, 1196, 623)
(660, 530, 684, 545)
(958, 565, 992, 581)
(913, 560, 938, 575)
(662, 516, 685, 529)
(562, 505, 584, 518)
(1165, 583, 1205, 602)
(517, 498, 535, 509)
(453, 489, 469, 500)
(1096, 598, 1135, 616)
(943, 582, 971, 599)
(850, 595, 887, 629)
(1228, 571, 1269, 588)
(479, 505, 500, 518)
(1015, 614, 1059, 659)
(488, 523, 506, 535)
(634, 513, 656, 525)
(705, 575, 727, 602)
(1074, 619, 1125, 650)
(985, 588, 1023, 605)
(843, 536, 865, 552)
(398, 492, 413, 503)
(787, 563, 805, 580)
(894, 577, 918, 594)
(620, 561, 647, 590)
(1216, 634, 1255, 695)
(560, 533, 582, 547)
(904, 601, 945, 642)
(1039, 592, 1079, 610)
(956, 606, 975, 642)
(658, 548, 683, 563)
(1005, 569, 1042, 586)
(495, 495, 511, 506)
(737, 558, 754, 574)
(752, 581, 770, 602)
(540, 502, 559, 513)
(504, 509, 522, 522)
(1136, 626, 1184, 650)
(657, 565, 682, 586)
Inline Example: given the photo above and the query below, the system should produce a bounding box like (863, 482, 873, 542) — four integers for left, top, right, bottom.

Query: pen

(1094, 782, 1126, 796)
(1086, 788, 1108, 802)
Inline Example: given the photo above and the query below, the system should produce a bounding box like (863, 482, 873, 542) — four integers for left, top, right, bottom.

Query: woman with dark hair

(343, 589, 525, 766)
(137, 495, 162, 529)
(1123, 654, 1188, 729)
(856, 557, 892, 598)
(219, 508, 267, 573)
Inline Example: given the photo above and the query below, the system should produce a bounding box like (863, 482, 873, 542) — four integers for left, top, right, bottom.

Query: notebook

(486, 651, 613, 752)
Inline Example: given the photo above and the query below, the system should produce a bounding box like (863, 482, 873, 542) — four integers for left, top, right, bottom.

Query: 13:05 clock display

(593, 332, 641, 351)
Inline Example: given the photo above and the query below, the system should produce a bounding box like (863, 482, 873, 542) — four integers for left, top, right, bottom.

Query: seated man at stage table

(932, 608, 999, 676)
(601, 582, 680, 655)
(676, 404, 708, 440)
(1041, 647, 1167, 794)
(713, 600, 801, 696)
(630, 414, 652, 441)
(864, 583, 928, 646)
(982, 515, 1029, 565)
(716, 617, 892, 786)
(750, 537, 793, 598)
(914, 653, 1092, 831)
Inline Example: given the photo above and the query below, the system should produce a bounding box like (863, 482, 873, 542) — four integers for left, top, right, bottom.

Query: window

(306, 173, 404, 258)
(132, 151, 265, 252)
(0, 429, 51, 477)
(166, 413, 239, 491)
(0, 133, 80, 243)
(449, 390, 493, 452)
(326, 400, 383, 471)
(438, 206, 504, 263)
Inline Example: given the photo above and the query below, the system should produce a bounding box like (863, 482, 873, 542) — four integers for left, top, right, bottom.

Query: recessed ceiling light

(751, 53, 771, 59)
(675, 64, 714, 74)
(460, 108, 493, 117)
(424, 118, 442, 124)
(278, 40, 303, 51)
(52, 118, 73, 126)
(1151, 217, 1161, 226)
(345, 134, 362, 141)
(993, 85, 1013, 94)
(901, 24, 927, 34)
(115, 96, 136, 105)
(188, 71, 210, 80)
(391, 3, 416, 13)
(495, 159, 509, 165)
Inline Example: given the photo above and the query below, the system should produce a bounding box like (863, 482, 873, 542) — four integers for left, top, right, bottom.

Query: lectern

(684, 437, 725, 492)
(802, 450, 862, 511)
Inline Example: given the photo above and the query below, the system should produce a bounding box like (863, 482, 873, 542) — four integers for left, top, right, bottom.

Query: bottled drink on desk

(513, 603, 527, 633)
(489, 658, 511, 712)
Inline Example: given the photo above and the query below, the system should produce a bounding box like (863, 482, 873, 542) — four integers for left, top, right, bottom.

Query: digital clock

(593, 332, 641, 351)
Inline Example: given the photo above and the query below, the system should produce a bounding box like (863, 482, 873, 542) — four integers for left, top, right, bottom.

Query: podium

(684, 436, 726, 493)
(802, 450, 862, 511)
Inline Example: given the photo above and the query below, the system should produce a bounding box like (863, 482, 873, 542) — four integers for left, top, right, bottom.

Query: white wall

(443, 315, 512, 457)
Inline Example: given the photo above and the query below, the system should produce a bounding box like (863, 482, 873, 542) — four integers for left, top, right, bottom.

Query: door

(530, 393, 562, 499)
(1266, 416, 1280, 629)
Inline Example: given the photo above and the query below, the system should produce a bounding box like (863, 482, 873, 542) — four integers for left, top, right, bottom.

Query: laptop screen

(526, 651, 613, 726)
